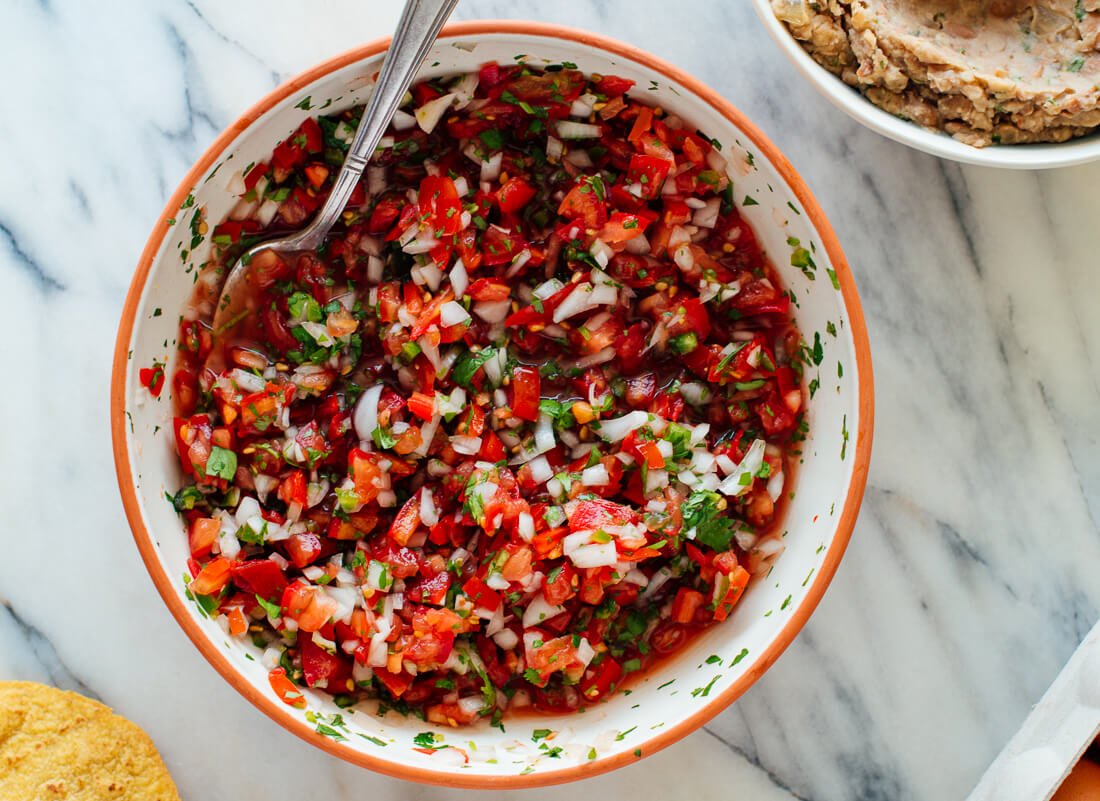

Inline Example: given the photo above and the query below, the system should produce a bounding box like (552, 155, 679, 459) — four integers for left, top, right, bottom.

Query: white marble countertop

(2, 1, 1099, 799)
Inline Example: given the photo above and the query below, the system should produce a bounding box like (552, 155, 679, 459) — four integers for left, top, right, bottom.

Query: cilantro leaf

(205, 446, 238, 480)
(452, 346, 497, 388)
(681, 490, 736, 551)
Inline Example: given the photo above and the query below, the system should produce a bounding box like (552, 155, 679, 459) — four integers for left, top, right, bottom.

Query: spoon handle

(294, 0, 459, 251)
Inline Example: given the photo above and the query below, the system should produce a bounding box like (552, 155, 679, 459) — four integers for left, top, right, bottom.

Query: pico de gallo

(168, 61, 807, 726)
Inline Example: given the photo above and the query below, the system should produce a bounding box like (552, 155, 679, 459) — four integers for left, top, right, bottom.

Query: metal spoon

(209, 0, 459, 340)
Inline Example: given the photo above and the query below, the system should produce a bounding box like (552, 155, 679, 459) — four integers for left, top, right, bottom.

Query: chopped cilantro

(680, 490, 736, 551)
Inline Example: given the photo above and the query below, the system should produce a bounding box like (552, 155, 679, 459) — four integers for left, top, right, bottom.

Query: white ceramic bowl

(111, 21, 873, 787)
(749, 0, 1100, 170)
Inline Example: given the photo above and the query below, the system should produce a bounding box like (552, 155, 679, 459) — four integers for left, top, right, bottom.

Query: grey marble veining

(2, 1, 1098, 799)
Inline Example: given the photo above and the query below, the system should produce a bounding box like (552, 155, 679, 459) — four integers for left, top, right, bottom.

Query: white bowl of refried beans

(751, 0, 1100, 168)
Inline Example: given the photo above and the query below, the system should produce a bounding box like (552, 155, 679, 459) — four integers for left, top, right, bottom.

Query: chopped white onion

(640, 566, 673, 600)
(367, 634, 389, 667)
(645, 468, 669, 493)
(523, 595, 566, 627)
(480, 152, 503, 182)
(451, 436, 483, 455)
(534, 278, 564, 300)
(693, 197, 722, 228)
(573, 637, 596, 668)
(256, 198, 280, 227)
(718, 438, 766, 496)
(505, 248, 532, 278)
(596, 411, 650, 442)
(367, 254, 384, 284)
(590, 238, 613, 268)
(624, 569, 649, 587)
(440, 300, 471, 327)
(449, 259, 469, 298)
(581, 464, 610, 486)
(570, 94, 596, 117)
(569, 346, 616, 371)
(473, 299, 510, 324)
(306, 479, 330, 509)
(518, 511, 536, 542)
(546, 135, 564, 162)
(673, 242, 695, 272)
(534, 413, 556, 453)
(527, 455, 554, 485)
(551, 284, 591, 323)
(563, 151, 593, 171)
(680, 381, 712, 406)
(568, 541, 619, 568)
(420, 488, 439, 526)
(624, 232, 650, 255)
(367, 166, 387, 197)
(451, 72, 479, 109)
(253, 474, 278, 505)
(352, 384, 383, 441)
(415, 92, 456, 134)
(235, 496, 261, 527)
(767, 470, 785, 502)
(419, 335, 441, 371)
(415, 414, 442, 457)
(390, 109, 416, 131)
(556, 121, 602, 139)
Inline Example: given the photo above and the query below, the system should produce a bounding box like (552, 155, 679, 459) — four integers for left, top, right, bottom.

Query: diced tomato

(418, 175, 463, 237)
(478, 61, 503, 87)
(409, 289, 455, 340)
(671, 587, 705, 624)
(543, 563, 577, 606)
(277, 470, 308, 507)
(510, 365, 541, 422)
(635, 439, 665, 469)
(243, 161, 269, 191)
(481, 225, 526, 267)
(374, 667, 413, 698)
(595, 74, 635, 96)
(579, 655, 622, 702)
(268, 667, 306, 708)
(388, 493, 421, 546)
(496, 176, 536, 214)
(454, 403, 485, 437)
(462, 576, 502, 611)
(231, 559, 288, 601)
(600, 212, 650, 244)
(407, 391, 436, 421)
(626, 154, 672, 200)
(558, 177, 608, 229)
(712, 566, 751, 621)
(285, 532, 323, 569)
(188, 517, 220, 559)
(526, 635, 576, 684)
(566, 498, 636, 531)
(139, 364, 165, 397)
(300, 634, 353, 691)
(367, 194, 405, 235)
(464, 278, 509, 302)
(189, 557, 232, 596)
(755, 389, 797, 435)
(227, 607, 248, 636)
(505, 69, 586, 102)
(479, 430, 505, 462)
